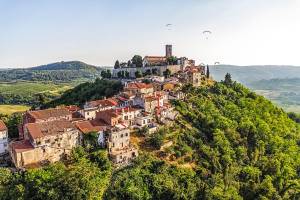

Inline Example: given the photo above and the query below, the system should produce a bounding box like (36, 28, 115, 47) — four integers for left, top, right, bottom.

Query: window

(37, 141, 41, 145)
(121, 134, 123, 138)
(125, 133, 128, 137)
(45, 139, 50, 143)
(87, 112, 90, 115)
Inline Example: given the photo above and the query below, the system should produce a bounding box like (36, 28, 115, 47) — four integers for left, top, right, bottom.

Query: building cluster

(2, 45, 208, 169)
(112, 45, 203, 79)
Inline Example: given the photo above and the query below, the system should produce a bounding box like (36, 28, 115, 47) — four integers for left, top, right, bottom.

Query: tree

(152, 68, 158, 75)
(105, 70, 112, 79)
(131, 55, 143, 68)
(117, 71, 125, 78)
(127, 60, 132, 67)
(163, 69, 171, 78)
(206, 65, 210, 79)
(125, 71, 130, 79)
(135, 70, 143, 78)
(224, 73, 232, 85)
(167, 56, 177, 65)
(114, 60, 120, 69)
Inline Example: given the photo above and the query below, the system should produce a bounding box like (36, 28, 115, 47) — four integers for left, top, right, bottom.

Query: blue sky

(1, 0, 300, 67)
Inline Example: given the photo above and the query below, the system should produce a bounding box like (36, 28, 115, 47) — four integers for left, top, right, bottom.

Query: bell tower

(165, 44, 172, 57)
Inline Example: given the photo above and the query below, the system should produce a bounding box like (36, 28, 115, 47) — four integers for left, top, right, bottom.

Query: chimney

(165, 44, 172, 57)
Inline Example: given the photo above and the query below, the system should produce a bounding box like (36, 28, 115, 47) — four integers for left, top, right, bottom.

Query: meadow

(0, 81, 75, 106)
(0, 104, 30, 115)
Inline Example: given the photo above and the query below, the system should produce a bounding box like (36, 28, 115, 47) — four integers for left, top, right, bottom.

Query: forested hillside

(1, 79, 299, 199)
(43, 78, 123, 108)
(0, 61, 102, 82)
(30, 61, 98, 71)
(107, 80, 300, 199)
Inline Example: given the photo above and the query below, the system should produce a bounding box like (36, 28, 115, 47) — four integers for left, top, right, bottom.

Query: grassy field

(0, 81, 73, 96)
(0, 104, 30, 115)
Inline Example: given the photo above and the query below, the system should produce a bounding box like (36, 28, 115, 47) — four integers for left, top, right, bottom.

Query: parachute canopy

(203, 30, 212, 39)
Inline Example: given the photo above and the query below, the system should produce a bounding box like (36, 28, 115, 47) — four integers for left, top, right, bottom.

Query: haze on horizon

(1, 0, 300, 68)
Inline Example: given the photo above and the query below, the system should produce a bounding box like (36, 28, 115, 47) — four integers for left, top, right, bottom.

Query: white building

(0, 120, 8, 155)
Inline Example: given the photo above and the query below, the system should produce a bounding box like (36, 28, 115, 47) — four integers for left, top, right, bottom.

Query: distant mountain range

(210, 65, 300, 113)
(210, 65, 300, 84)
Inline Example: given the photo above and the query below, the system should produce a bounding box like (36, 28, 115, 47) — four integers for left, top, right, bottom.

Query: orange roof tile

(126, 82, 153, 90)
(75, 121, 102, 134)
(0, 120, 7, 131)
(28, 108, 71, 120)
(26, 120, 76, 139)
(10, 140, 34, 153)
(87, 98, 118, 108)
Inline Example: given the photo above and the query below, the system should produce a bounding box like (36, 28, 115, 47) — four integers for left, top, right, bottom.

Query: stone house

(96, 109, 120, 126)
(9, 120, 80, 168)
(124, 82, 154, 96)
(135, 113, 153, 127)
(20, 108, 72, 139)
(82, 98, 118, 120)
(134, 94, 164, 113)
(75, 120, 105, 147)
(107, 127, 138, 165)
(0, 120, 8, 155)
(23, 108, 72, 124)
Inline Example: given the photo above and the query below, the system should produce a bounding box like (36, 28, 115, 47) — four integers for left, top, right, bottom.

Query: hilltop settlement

(1, 45, 210, 169)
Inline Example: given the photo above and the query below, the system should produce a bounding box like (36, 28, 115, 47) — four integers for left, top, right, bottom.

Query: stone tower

(165, 44, 172, 57)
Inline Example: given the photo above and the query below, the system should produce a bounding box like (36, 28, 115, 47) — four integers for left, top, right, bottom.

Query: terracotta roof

(26, 120, 77, 139)
(144, 56, 167, 65)
(0, 120, 7, 131)
(27, 108, 71, 120)
(75, 121, 102, 134)
(97, 109, 119, 118)
(126, 82, 153, 90)
(10, 140, 34, 153)
(90, 119, 108, 129)
(115, 107, 140, 115)
(87, 98, 118, 108)
(64, 105, 80, 112)
(144, 96, 159, 102)
(144, 56, 167, 62)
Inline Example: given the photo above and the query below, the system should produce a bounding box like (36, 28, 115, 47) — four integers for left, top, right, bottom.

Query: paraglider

(203, 30, 212, 39)
(166, 23, 173, 30)
(214, 62, 220, 65)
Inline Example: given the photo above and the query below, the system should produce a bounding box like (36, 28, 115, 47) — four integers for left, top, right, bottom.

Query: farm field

(0, 81, 76, 105)
(0, 104, 30, 115)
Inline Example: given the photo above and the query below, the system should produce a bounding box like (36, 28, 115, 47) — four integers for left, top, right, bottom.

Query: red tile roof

(75, 121, 102, 134)
(0, 120, 7, 131)
(27, 108, 71, 120)
(87, 98, 118, 108)
(126, 82, 153, 90)
(26, 120, 77, 139)
(64, 105, 80, 112)
(10, 140, 34, 153)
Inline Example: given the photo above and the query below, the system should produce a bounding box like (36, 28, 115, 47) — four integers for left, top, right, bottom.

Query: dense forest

(0, 61, 102, 82)
(43, 78, 123, 108)
(1, 78, 299, 199)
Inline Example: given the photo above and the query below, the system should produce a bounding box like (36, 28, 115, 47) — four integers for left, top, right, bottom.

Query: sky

(1, 0, 300, 67)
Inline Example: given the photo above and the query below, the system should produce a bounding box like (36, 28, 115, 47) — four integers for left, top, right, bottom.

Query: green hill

(0, 61, 102, 82)
(106, 81, 300, 199)
(43, 78, 123, 108)
(1, 80, 299, 199)
(30, 61, 99, 71)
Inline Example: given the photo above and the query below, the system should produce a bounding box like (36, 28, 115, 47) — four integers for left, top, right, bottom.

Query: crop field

(0, 104, 30, 115)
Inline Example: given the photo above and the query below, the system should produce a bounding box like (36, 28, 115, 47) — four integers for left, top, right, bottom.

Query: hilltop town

(0, 45, 210, 168)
